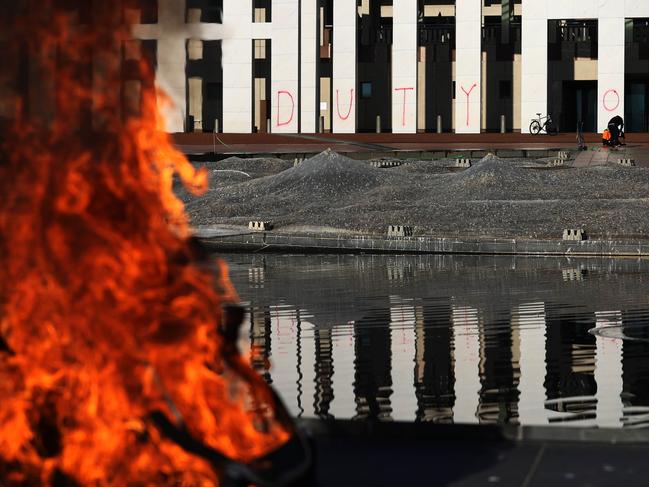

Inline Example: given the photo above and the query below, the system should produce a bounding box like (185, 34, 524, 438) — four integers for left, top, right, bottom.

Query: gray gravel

(183, 150, 649, 239)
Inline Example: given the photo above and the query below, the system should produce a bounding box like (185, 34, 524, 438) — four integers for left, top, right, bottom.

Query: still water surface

(222, 253, 649, 428)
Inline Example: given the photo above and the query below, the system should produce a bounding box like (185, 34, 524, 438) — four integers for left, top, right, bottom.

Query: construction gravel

(183, 150, 649, 239)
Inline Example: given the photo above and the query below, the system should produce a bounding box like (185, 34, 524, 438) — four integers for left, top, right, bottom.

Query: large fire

(0, 2, 290, 485)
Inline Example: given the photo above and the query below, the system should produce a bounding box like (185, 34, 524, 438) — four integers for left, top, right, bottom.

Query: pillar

(223, 0, 253, 133)
(392, 0, 417, 134)
(332, 0, 356, 133)
(598, 7, 625, 132)
(454, 0, 482, 134)
(271, 0, 300, 133)
(300, 0, 318, 133)
(520, 0, 548, 133)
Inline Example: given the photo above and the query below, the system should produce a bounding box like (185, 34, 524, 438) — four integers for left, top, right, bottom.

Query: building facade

(46, 1, 649, 134)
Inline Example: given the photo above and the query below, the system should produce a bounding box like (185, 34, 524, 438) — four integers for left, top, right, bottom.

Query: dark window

(206, 82, 222, 100)
(360, 82, 372, 99)
(499, 80, 512, 99)
(186, 0, 222, 24)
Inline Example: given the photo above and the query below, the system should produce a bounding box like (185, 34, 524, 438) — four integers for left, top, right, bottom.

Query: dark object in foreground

(303, 419, 649, 487)
(151, 303, 315, 487)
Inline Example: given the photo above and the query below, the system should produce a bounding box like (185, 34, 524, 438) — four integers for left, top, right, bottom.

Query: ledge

(197, 231, 649, 257)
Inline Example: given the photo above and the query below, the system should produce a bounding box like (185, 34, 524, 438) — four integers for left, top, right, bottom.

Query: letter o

(603, 89, 620, 112)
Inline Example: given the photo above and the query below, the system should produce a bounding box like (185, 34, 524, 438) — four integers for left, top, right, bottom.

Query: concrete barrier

(563, 229, 586, 241)
(456, 159, 472, 168)
(197, 231, 649, 257)
(558, 151, 570, 160)
(248, 221, 273, 231)
(387, 225, 413, 237)
(617, 158, 636, 167)
(371, 160, 403, 168)
(547, 159, 565, 167)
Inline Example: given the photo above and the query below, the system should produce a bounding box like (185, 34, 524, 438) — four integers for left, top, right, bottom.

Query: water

(222, 253, 649, 428)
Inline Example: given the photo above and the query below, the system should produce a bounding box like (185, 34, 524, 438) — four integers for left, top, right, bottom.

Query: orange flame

(0, 3, 289, 485)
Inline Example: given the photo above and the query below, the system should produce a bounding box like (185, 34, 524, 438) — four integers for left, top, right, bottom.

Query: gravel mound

(184, 150, 649, 239)
(199, 156, 292, 178)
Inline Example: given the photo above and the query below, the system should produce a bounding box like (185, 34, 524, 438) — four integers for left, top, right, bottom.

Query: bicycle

(529, 113, 558, 136)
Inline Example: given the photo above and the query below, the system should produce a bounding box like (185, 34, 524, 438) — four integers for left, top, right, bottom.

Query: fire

(0, 2, 289, 485)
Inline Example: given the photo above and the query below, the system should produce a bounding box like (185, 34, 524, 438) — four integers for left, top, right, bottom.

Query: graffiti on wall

(276, 90, 295, 127)
(394, 87, 414, 127)
(336, 89, 355, 121)
(603, 89, 620, 112)
(460, 83, 478, 127)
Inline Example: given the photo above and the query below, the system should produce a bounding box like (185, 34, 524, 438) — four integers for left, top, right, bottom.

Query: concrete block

(456, 159, 472, 168)
(371, 160, 404, 168)
(249, 221, 273, 232)
(617, 158, 636, 167)
(562, 228, 586, 241)
(387, 225, 413, 237)
(547, 159, 565, 167)
(562, 268, 585, 282)
(248, 267, 265, 287)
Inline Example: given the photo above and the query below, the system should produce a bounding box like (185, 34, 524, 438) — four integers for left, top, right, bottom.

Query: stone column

(271, 0, 300, 133)
(223, 0, 253, 133)
(598, 8, 625, 132)
(520, 0, 548, 134)
(454, 0, 482, 134)
(332, 0, 356, 133)
(392, 0, 417, 134)
(148, 0, 187, 132)
(300, 0, 318, 133)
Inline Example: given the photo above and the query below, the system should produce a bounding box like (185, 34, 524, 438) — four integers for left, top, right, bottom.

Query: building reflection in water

(237, 257, 649, 427)
(414, 298, 455, 423)
(250, 304, 273, 385)
(543, 306, 597, 425)
(352, 304, 393, 420)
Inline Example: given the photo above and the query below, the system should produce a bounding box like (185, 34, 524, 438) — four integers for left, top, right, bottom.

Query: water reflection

(225, 253, 649, 427)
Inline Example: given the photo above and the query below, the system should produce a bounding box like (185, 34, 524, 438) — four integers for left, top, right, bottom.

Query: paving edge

(197, 232, 649, 257)
(297, 418, 649, 445)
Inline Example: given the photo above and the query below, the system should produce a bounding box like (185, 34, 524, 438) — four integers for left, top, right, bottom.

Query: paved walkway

(573, 145, 649, 167)
(173, 132, 649, 157)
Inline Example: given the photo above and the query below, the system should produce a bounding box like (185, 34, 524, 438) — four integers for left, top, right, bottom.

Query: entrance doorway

(625, 80, 649, 132)
(559, 81, 597, 133)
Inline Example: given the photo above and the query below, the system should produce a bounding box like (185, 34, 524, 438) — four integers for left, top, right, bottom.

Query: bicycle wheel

(529, 120, 542, 135)
(546, 121, 558, 136)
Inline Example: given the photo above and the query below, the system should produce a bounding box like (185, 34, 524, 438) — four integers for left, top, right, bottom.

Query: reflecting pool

(223, 253, 649, 428)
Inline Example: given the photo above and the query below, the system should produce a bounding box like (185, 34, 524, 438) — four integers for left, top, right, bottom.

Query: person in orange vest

(602, 128, 612, 147)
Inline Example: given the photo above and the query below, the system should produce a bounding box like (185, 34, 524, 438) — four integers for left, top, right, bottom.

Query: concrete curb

(297, 418, 649, 444)
(197, 232, 649, 257)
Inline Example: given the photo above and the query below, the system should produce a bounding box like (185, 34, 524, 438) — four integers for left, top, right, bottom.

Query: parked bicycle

(529, 113, 558, 136)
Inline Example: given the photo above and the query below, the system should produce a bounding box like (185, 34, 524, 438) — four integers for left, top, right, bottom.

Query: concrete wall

(392, 0, 417, 134)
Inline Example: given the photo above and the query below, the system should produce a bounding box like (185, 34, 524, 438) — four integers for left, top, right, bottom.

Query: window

(361, 82, 372, 99)
(206, 83, 222, 100)
(499, 80, 512, 99)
